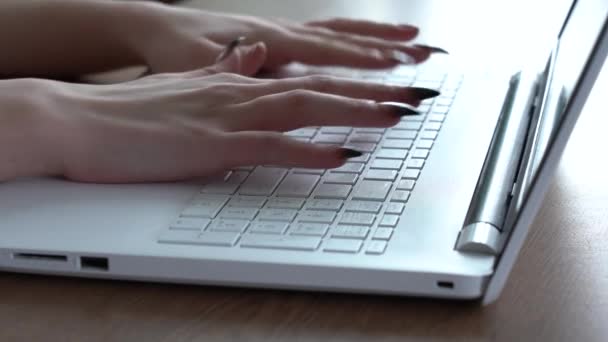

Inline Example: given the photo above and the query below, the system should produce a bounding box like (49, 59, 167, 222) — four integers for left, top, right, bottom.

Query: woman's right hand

(1, 41, 435, 183)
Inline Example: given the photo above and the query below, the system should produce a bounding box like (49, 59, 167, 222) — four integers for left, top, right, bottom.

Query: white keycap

(397, 179, 416, 191)
(323, 239, 362, 253)
(290, 223, 329, 236)
(332, 226, 370, 239)
(401, 114, 425, 122)
(208, 219, 250, 233)
(249, 222, 288, 234)
(313, 133, 347, 144)
(373, 228, 394, 240)
(386, 130, 417, 139)
(348, 153, 370, 163)
(425, 122, 442, 131)
(379, 214, 400, 227)
(382, 139, 413, 149)
(417, 140, 434, 149)
(266, 198, 305, 209)
(339, 212, 376, 226)
(239, 167, 287, 196)
(344, 201, 382, 213)
(170, 217, 210, 231)
(376, 149, 408, 160)
(219, 207, 258, 220)
(315, 184, 352, 199)
(234, 166, 255, 171)
(407, 159, 425, 169)
(331, 163, 365, 174)
(365, 240, 388, 255)
(240, 235, 321, 251)
(344, 142, 376, 153)
(420, 131, 438, 140)
(158, 230, 239, 247)
(352, 180, 392, 201)
(429, 114, 447, 122)
(257, 208, 298, 222)
(385, 202, 405, 215)
(394, 121, 422, 130)
(391, 190, 411, 203)
(182, 195, 229, 218)
(364, 170, 398, 181)
(323, 173, 358, 185)
(275, 174, 319, 197)
(228, 196, 266, 208)
(285, 128, 317, 138)
(370, 159, 402, 170)
(403, 169, 421, 179)
(321, 126, 352, 134)
(297, 210, 336, 224)
(201, 171, 249, 195)
(349, 133, 382, 143)
(354, 128, 386, 133)
(292, 168, 325, 175)
(305, 199, 343, 211)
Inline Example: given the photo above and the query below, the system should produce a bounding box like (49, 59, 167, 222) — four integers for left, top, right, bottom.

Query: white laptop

(1, 0, 607, 304)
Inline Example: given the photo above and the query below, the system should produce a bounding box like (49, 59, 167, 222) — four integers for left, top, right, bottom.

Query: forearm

(0, 0, 153, 78)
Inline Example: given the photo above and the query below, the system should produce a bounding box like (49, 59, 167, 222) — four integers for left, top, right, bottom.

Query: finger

(222, 131, 361, 169)
(218, 90, 415, 132)
(306, 18, 419, 41)
(196, 41, 268, 77)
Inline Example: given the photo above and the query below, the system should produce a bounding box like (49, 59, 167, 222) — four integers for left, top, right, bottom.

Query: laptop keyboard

(158, 69, 462, 255)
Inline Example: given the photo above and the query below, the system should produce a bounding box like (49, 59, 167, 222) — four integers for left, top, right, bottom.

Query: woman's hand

(1, 42, 435, 183)
(128, 2, 445, 73)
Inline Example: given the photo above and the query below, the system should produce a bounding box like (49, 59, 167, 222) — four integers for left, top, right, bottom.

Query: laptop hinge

(455, 71, 539, 255)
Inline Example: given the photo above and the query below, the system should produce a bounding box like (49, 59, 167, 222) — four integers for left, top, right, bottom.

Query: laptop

(1, 0, 606, 305)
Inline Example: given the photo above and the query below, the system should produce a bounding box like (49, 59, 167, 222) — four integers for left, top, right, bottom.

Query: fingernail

(378, 102, 421, 117)
(409, 87, 441, 100)
(215, 36, 246, 63)
(340, 148, 364, 159)
(385, 50, 416, 64)
(413, 44, 449, 54)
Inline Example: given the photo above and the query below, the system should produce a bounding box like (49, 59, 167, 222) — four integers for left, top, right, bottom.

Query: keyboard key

(391, 190, 411, 203)
(197, 232, 242, 246)
(386, 130, 417, 139)
(158, 230, 240, 247)
(297, 210, 336, 224)
(320, 126, 352, 134)
(182, 195, 229, 218)
(420, 131, 438, 140)
(228, 196, 266, 208)
(370, 159, 402, 170)
(339, 212, 376, 226)
(394, 121, 422, 130)
(354, 128, 386, 133)
(290, 223, 329, 236)
(332, 226, 370, 239)
(240, 235, 321, 251)
(397, 179, 416, 191)
(201, 171, 249, 195)
(379, 214, 400, 227)
(344, 200, 382, 213)
(323, 173, 358, 185)
(403, 169, 421, 179)
(429, 113, 447, 122)
(331, 163, 365, 174)
(257, 208, 298, 222)
(352, 180, 392, 201)
(364, 169, 398, 181)
(425, 122, 442, 131)
(292, 168, 325, 175)
(407, 159, 425, 169)
(170, 217, 210, 231)
(218, 207, 258, 220)
(313, 133, 347, 144)
(373, 228, 394, 240)
(315, 184, 352, 199)
(323, 239, 363, 253)
(344, 142, 376, 153)
(275, 173, 319, 197)
(348, 152, 370, 163)
(382, 139, 413, 149)
(249, 222, 289, 234)
(239, 167, 287, 196)
(305, 199, 343, 211)
(286, 128, 317, 138)
(366, 240, 388, 255)
(385, 202, 405, 215)
(266, 198, 305, 209)
(208, 219, 249, 233)
(432, 106, 450, 114)
(349, 133, 382, 143)
(417, 140, 434, 149)
(376, 149, 408, 159)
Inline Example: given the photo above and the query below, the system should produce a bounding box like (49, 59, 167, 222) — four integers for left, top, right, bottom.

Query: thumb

(209, 38, 267, 76)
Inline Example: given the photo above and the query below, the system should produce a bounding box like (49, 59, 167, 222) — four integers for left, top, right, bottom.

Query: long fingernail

(413, 44, 449, 54)
(340, 148, 364, 159)
(378, 102, 421, 117)
(385, 50, 415, 64)
(215, 36, 246, 63)
(410, 87, 441, 100)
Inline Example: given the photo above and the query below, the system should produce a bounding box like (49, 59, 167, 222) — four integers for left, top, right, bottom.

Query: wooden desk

(1, 1, 607, 341)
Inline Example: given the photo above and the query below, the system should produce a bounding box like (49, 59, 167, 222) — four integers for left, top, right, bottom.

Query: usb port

(80, 256, 109, 271)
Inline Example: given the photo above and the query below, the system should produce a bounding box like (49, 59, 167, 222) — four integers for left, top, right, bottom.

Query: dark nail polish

(379, 101, 421, 117)
(413, 44, 449, 54)
(410, 87, 441, 100)
(215, 36, 246, 62)
(340, 148, 364, 159)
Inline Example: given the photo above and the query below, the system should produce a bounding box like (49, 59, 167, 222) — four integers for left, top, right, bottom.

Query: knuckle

(283, 89, 315, 107)
(307, 75, 335, 92)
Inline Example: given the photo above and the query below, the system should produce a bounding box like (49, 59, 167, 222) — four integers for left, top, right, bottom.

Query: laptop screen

(522, 0, 608, 197)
